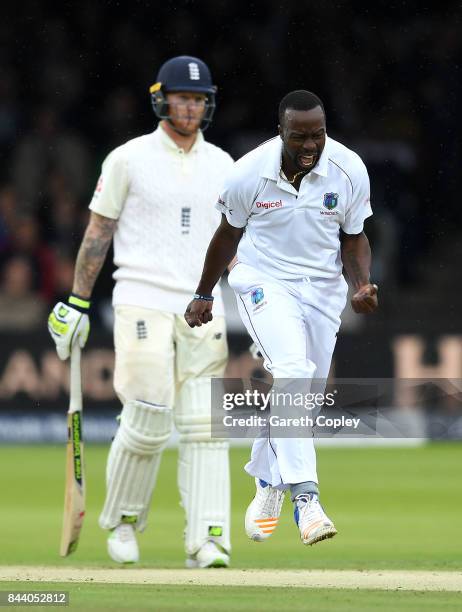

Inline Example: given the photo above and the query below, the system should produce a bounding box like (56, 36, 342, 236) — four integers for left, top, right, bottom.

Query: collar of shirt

(155, 124, 204, 155)
(260, 135, 330, 181)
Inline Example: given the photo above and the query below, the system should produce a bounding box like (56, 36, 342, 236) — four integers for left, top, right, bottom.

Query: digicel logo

(256, 200, 283, 209)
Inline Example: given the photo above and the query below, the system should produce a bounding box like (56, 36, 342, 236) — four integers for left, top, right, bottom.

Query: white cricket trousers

(228, 262, 348, 489)
(113, 306, 228, 405)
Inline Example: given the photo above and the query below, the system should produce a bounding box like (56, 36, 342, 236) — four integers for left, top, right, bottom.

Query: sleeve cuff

(342, 209, 373, 235)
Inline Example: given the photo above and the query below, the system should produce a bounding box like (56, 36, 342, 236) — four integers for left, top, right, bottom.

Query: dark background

(0, 0, 460, 338)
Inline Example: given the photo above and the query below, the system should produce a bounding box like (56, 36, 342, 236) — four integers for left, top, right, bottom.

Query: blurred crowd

(0, 1, 460, 330)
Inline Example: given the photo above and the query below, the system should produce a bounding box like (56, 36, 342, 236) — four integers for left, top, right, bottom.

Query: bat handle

(69, 344, 82, 414)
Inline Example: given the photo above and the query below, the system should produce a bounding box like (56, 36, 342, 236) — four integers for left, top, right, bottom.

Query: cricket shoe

(245, 478, 285, 542)
(107, 521, 139, 563)
(294, 493, 338, 545)
(186, 541, 230, 568)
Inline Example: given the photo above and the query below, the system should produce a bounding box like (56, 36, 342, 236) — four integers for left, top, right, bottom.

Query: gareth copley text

(223, 414, 361, 429)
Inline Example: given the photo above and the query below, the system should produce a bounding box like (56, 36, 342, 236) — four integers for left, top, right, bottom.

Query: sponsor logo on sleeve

(93, 175, 103, 198)
(218, 196, 232, 214)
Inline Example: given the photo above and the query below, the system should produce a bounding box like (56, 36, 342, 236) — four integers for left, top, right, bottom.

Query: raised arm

(73, 212, 117, 299)
(185, 214, 244, 327)
(340, 230, 378, 314)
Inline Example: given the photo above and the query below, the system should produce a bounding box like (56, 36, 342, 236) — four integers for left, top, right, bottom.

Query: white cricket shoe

(245, 478, 285, 542)
(294, 493, 338, 545)
(107, 522, 139, 563)
(186, 541, 230, 568)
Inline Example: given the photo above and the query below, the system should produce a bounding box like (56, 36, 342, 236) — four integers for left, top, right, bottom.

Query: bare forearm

(72, 213, 117, 298)
(196, 218, 243, 294)
(341, 231, 371, 290)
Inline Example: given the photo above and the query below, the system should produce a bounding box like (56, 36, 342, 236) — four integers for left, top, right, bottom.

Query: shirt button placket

(178, 148, 185, 172)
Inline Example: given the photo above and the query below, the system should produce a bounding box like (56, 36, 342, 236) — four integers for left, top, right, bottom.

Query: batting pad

(175, 378, 231, 555)
(99, 399, 172, 531)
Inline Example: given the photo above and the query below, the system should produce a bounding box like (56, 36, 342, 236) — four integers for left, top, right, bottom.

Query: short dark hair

(278, 90, 325, 125)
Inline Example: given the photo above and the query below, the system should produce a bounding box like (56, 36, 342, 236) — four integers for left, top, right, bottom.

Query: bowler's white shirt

(90, 125, 233, 314)
(216, 135, 372, 280)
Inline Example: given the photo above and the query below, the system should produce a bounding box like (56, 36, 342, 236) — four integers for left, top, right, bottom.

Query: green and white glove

(48, 294, 91, 360)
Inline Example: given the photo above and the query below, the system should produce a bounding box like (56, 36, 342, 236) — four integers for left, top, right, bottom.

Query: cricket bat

(60, 344, 85, 556)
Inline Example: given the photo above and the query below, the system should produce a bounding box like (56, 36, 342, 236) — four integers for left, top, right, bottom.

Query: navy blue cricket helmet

(149, 56, 217, 130)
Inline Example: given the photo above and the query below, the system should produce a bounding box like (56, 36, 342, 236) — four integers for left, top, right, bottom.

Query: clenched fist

(184, 297, 214, 328)
(351, 283, 378, 314)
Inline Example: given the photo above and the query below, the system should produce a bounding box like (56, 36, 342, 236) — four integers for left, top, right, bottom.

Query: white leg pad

(175, 378, 231, 555)
(99, 400, 172, 531)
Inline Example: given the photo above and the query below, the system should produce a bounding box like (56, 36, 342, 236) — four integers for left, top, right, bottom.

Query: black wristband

(193, 293, 214, 302)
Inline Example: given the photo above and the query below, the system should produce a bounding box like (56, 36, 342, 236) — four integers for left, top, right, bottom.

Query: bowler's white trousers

(228, 262, 348, 489)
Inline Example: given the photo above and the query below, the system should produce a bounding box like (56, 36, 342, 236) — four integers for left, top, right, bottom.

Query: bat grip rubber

(69, 344, 82, 413)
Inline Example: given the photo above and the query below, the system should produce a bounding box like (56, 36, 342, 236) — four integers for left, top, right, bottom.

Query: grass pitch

(1, 443, 461, 610)
(1, 582, 462, 611)
(1, 444, 461, 570)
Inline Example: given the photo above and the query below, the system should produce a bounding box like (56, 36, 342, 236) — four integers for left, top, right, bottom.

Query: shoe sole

(186, 557, 229, 569)
(247, 531, 276, 542)
(303, 526, 338, 546)
(249, 533, 265, 542)
(108, 555, 139, 564)
(206, 558, 229, 568)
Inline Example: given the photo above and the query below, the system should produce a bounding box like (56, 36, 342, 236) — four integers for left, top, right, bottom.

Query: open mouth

(298, 154, 316, 168)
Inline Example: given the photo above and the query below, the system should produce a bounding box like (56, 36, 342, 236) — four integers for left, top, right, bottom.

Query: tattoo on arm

(73, 213, 117, 298)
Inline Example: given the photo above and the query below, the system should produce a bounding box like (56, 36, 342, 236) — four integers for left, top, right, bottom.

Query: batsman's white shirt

(90, 125, 233, 315)
(216, 134, 372, 279)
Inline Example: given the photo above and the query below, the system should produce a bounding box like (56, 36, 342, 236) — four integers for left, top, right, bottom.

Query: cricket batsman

(48, 56, 233, 568)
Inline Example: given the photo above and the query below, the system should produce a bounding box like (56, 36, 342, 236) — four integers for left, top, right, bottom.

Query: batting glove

(48, 294, 91, 360)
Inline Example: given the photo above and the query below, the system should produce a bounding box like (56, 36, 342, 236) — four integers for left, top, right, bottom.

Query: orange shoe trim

(303, 520, 328, 539)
